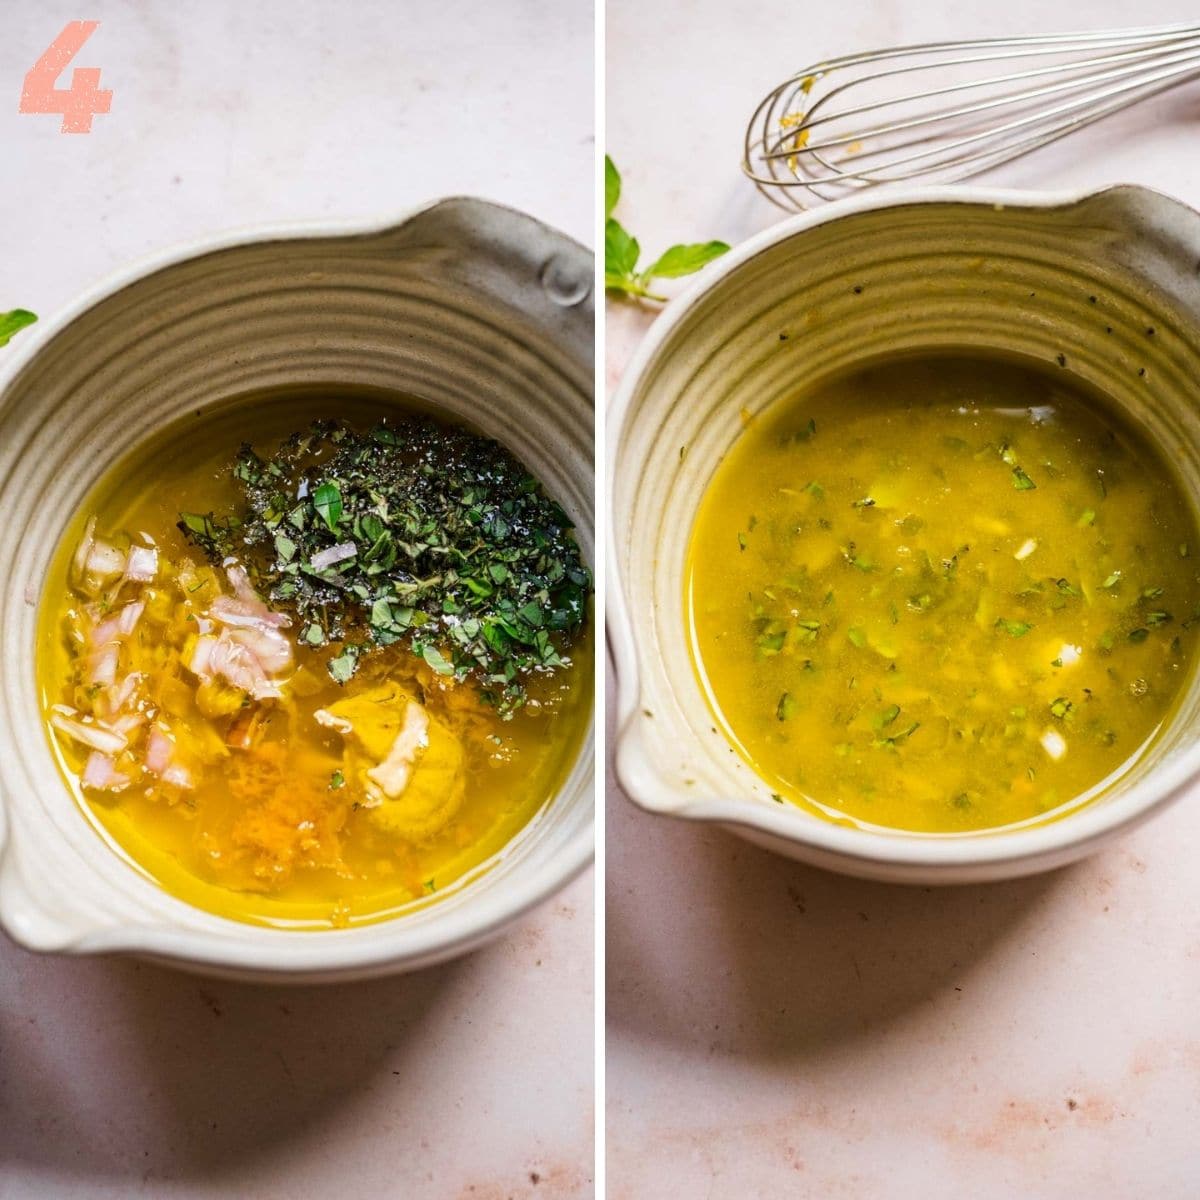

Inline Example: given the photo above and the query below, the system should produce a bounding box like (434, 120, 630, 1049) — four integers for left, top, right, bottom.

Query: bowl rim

(607, 179, 1200, 871)
(0, 197, 595, 976)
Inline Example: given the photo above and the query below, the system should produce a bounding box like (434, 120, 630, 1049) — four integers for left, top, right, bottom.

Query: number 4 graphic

(20, 21, 112, 134)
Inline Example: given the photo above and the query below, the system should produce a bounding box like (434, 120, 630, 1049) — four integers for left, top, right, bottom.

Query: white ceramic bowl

(0, 197, 594, 981)
(610, 183, 1200, 885)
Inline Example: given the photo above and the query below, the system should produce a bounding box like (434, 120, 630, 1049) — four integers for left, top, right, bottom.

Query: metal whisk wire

(744, 23, 1200, 209)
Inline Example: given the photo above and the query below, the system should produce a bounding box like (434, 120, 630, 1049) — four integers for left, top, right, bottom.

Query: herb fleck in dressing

(685, 355, 1200, 832)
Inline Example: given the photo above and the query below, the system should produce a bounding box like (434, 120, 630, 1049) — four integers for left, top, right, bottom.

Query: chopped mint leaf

(997, 618, 1032, 637)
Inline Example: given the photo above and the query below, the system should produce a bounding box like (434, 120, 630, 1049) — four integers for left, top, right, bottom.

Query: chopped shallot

(162, 764, 194, 789)
(144, 724, 194, 789)
(57, 529, 296, 797)
(110, 712, 146, 739)
(71, 516, 97, 580)
(124, 544, 158, 582)
(50, 706, 127, 755)
(82, 751, 130, 792)
(71, 516, 126, 597)
(118, 600, 145, 635)
(189, 631, 286, 700)
(89, 600, 144, 647)
(145, 725, 173, 774)
(97, 672, 142, 718)
(86, 643, 120, 687)
(309, 542, 357, 572)
(232, 626, 291, 674)
(223, 566, 290, 627)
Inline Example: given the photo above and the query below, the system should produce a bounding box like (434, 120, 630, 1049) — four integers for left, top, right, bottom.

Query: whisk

(743, 23, 1200, 209)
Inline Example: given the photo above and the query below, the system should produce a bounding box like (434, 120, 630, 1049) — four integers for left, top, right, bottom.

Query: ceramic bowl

(0, 197, 594, 981)
(610, 183, 1200, 885)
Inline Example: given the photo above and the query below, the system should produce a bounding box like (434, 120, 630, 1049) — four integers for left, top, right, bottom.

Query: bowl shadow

(0, 944, 456, 1185)
(606, 791, 1073, 1064)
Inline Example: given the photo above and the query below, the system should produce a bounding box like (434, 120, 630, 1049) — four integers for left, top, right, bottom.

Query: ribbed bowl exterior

(0, 198, 594, 979)
(610, 185, 1200, 884)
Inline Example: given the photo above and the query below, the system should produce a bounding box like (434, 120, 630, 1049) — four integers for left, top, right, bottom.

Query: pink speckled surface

(606, 0, 1200, 1195)
(0, 4, 594, 1197)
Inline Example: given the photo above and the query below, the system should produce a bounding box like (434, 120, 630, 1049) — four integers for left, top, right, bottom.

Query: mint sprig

(604, 156, 729, 302)
(0, 309, 37, 347)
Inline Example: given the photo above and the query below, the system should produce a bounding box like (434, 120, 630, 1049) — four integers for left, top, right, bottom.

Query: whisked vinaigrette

(39, 395, 592, 927)
(685, 355, 1200, 832)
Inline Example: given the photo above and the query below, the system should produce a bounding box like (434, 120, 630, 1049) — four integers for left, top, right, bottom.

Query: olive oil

(686, 356, 1200, 832)
(39, 391, 592, 927)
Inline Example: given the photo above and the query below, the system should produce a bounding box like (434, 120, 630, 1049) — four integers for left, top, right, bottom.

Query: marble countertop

(605, 0, 1200, 1196)
(0, 3, 594, 1197)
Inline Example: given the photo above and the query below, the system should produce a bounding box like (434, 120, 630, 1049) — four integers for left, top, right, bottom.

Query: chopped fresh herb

(604, 155, 729, 302)
(1142, 586, 1164, 600)
(421, 644, 456, 675)
(852, 497, 876, 509)
(1100, 571, 1122, 589)
(1012, 467, 1036, 490)
(757, 629, 786, 655)
(1078, 509, 1096, 527)
(737, 532, 748, 551)
(0, 309, 37, 347)
(804, 480, 825, 499)
(329, 769, 345, 790)
(877, 703, 900, 728)
(1055, 578, 1079, 597)
(178, 418, 590, 712)
(312, 481, 343, 532)
(1146, 611, 1172, 627)
(1050, 697, 1073, 720)
(328, 648, 360, 684)
(996, 618, 1032, 637)
(1129, 627, 1150, 643)
(842, 544, 874, 572)
(875, 722, 919, 749)
(847, 627, 867, 648)
(776, 692, 798, 721)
